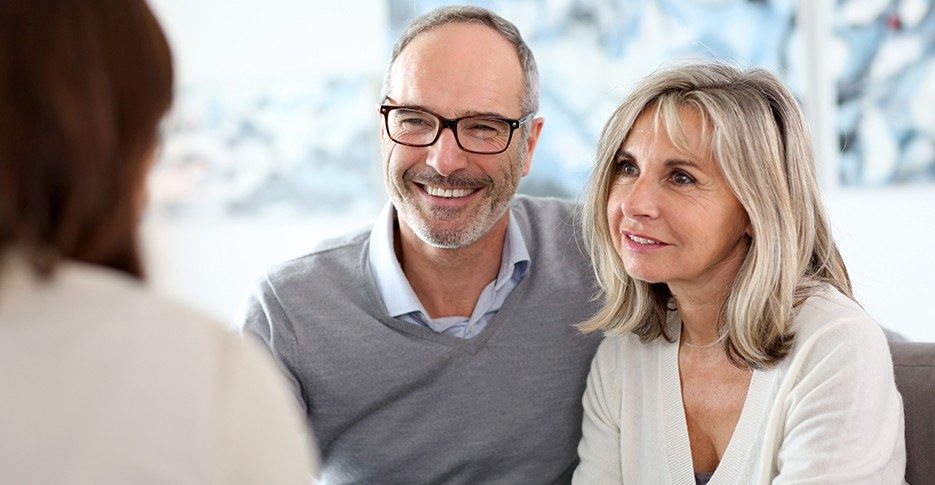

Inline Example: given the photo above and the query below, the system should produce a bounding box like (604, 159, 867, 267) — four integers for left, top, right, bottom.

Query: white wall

(148, 0, 387, 82)
(825, 189, 935, 341)
(141, 215, 376, 324)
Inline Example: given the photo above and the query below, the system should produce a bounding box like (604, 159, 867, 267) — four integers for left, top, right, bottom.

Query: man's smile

(420, 184, 480, 198)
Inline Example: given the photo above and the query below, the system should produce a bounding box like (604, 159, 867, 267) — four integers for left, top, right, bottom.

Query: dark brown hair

(0, 0, 174, 278)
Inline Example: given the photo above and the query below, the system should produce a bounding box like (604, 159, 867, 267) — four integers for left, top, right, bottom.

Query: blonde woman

(572, 64, 906, 484)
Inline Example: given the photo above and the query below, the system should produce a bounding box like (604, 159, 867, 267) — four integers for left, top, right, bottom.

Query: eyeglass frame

(379, 104, 535, 155)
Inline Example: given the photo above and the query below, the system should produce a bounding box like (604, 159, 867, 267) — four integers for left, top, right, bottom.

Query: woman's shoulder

(786, 283, 890, 368)
(592, 327, 669, 375)
(63, 261, 229, 336)
(1, 259, 296, 421)
(2, 258, 257, 369)
(1, 259, 315, 481)
(794, 284, 883, 341)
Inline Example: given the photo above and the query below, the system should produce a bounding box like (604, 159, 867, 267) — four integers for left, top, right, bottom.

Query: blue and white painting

(148, 0, 930, 220)
(149, 77, 383, 218)
(834, 0, 935, 186)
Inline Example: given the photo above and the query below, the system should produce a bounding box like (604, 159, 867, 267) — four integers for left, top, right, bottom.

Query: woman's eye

(616, 161, 638, 176)
(672, 171, 695, 185)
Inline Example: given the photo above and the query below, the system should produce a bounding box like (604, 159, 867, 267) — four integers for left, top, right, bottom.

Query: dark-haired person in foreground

(0, 1, 316, 482)
(236, 5, 602, 483)
(573, 63, 905, 484)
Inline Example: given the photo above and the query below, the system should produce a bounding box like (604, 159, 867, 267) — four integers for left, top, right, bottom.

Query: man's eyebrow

(382, 97, 511, 119)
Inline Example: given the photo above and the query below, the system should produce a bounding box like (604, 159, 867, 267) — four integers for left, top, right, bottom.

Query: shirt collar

(367, 202, 531, 319)
(368, 203, 423, 318)
(496, 206, 530, 290)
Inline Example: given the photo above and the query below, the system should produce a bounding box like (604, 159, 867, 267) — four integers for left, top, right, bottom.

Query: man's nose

(426, 128, 469, 177)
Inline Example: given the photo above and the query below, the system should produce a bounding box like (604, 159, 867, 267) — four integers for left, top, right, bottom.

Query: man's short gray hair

(382, 5, 540, 116)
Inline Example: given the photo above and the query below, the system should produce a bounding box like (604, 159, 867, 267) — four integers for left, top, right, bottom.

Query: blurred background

(143, 0, 935, 341)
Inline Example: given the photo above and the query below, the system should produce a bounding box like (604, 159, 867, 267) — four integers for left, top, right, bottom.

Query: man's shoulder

(263, 226, 371, 288)
(511, 195, 586, 259)
(511, 195, 581, 236)
(511, 194, 578, 220)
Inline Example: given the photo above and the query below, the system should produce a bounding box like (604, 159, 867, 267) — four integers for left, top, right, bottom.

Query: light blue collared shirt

(368, 202, 530, 339)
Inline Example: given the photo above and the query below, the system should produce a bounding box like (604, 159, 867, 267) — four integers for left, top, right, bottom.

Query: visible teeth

(425, 185, 475, 198)
(628, 234, 659, 245)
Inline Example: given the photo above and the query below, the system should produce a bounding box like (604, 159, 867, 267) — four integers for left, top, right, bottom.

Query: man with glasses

(237, 6, 601, 483)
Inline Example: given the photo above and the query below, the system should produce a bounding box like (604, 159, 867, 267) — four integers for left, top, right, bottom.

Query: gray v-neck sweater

(240, 196, 603, 484)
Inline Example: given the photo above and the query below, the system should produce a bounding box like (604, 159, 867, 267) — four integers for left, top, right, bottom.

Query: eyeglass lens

(386, 108, 513, 154)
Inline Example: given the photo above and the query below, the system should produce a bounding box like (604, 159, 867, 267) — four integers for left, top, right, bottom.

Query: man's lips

(417, 183, 481, 199)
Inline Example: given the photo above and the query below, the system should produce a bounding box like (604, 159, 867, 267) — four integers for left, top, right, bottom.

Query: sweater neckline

(357, 205, 535, 355)
(660, 310, 778, 484)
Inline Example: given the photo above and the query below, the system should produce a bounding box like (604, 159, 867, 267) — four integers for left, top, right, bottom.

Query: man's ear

(520, 117, 544, 177)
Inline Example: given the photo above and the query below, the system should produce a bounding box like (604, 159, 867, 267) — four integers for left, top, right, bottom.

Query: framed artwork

(834, 0, 935, 186)
(150, 78, 382, 218)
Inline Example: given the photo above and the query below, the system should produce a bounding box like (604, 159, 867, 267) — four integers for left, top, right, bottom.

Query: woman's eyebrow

(665, 159, 702, 170)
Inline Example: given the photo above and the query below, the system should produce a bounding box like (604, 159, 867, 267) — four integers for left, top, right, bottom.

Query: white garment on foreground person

(573, 285, 906, 484)
(0, 255, 318, 484)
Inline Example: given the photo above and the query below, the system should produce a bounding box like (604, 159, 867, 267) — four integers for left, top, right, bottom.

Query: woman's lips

(622, 231, 669, 252)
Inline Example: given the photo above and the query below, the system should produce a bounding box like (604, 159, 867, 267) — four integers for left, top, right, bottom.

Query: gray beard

(402, 195, 511, 249)
(385, 136, 527, 249)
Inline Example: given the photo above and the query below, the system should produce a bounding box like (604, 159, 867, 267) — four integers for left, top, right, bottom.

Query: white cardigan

(573, 286, 906, 484)
(0, 257, 317, 484)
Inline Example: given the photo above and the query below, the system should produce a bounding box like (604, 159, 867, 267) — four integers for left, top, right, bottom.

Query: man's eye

(672, 171, 695, 185)
(466, 122, 497, 132)
(400, 117, 430, 127)
(462, 119, 507, 139)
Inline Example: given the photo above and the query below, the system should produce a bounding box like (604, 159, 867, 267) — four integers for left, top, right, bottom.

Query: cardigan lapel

(662, 310, 780, 484)
(661, 310, 696, 484)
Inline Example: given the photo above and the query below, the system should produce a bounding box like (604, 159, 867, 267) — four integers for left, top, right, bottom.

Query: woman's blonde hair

(579, 63, 851, 369)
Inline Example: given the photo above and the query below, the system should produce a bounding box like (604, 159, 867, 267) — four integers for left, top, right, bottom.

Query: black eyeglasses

(379, 105, 534, 155)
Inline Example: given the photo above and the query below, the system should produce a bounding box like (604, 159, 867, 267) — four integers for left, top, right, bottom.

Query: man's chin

(395, 193, 511, 249)
(414, 222, 483, 249)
